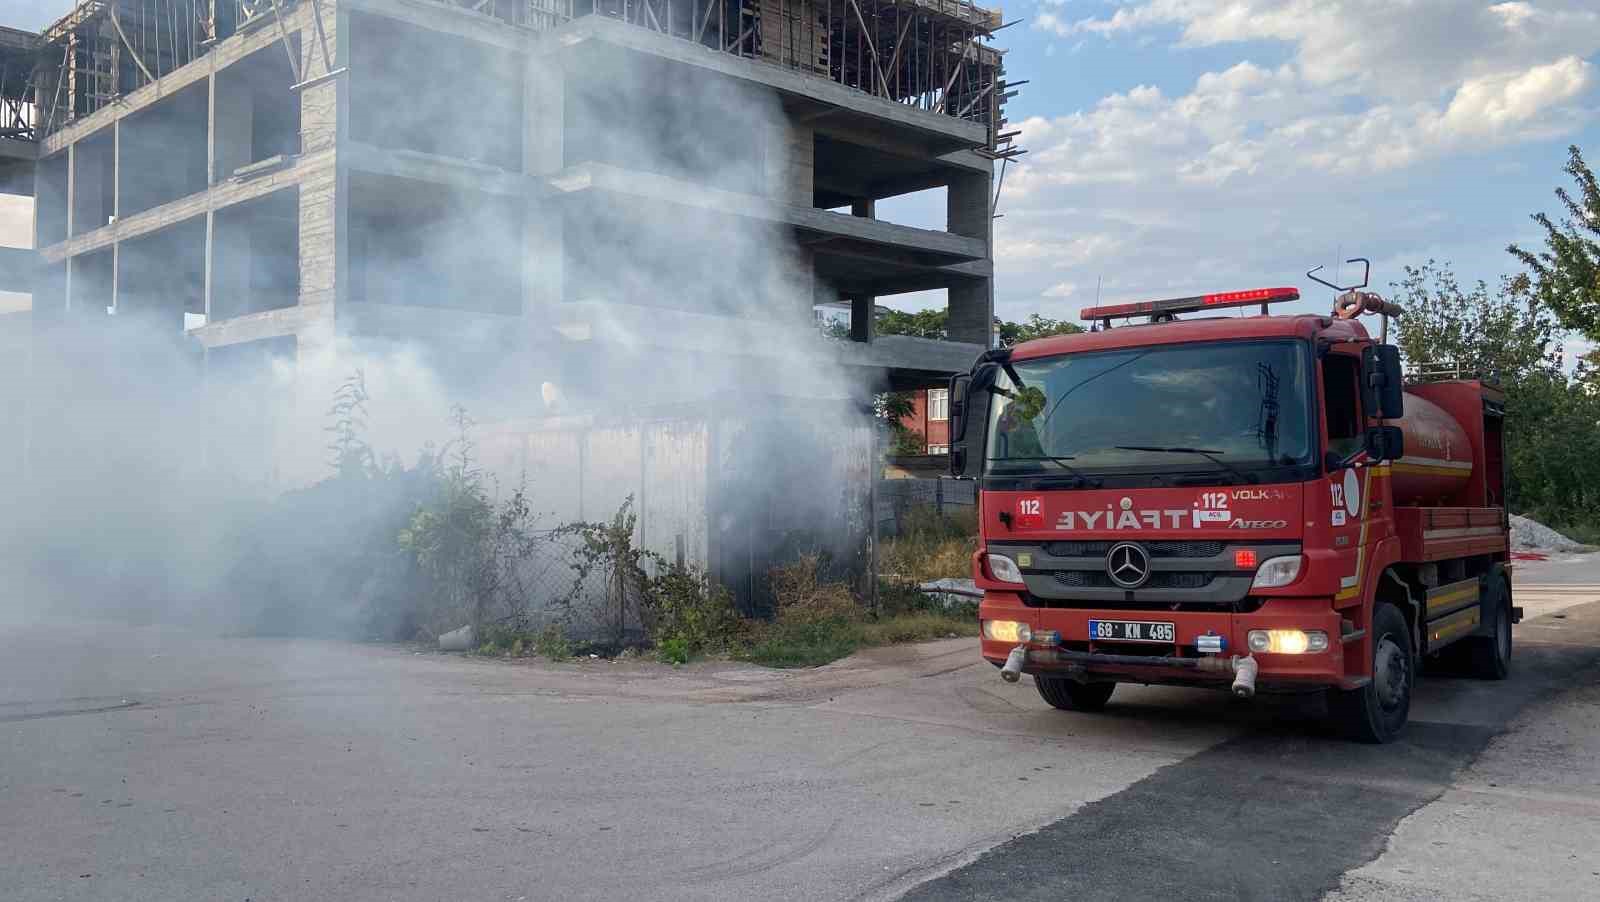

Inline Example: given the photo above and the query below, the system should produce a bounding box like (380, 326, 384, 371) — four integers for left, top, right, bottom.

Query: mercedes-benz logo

(1106, 542, 1151, 589)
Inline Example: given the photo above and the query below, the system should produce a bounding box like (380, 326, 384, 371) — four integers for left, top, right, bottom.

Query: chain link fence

(877, 478, 976, 537)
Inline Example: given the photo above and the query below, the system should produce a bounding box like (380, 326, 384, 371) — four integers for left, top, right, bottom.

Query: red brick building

(898, 387, 951, 454)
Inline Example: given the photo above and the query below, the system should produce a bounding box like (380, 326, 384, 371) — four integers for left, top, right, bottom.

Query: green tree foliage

(875, 307, 951, 339)
(875, 390, 926, 455)
(1391, 262, 1560, 380)
(874, 308, 1084, 345)
(1509, 145, 1600, 342)
(998, 313, 1084, 345)
(1393, 262, 1600, 528)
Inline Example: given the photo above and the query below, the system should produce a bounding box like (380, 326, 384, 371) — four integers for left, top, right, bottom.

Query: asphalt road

(3, 565, 1598, 902)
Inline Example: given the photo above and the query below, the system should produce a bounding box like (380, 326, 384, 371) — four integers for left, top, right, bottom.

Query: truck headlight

(986, 553, 1026, 585)
(1250, 555, 1305, 589)
(1246, 629, 1329, 654)
(984, 620, 1032, 643)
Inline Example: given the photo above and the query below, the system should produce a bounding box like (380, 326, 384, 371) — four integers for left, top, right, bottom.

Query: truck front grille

(1052, 570, 1216, 589)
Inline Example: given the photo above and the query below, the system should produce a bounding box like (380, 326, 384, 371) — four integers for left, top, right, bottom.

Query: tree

(998, 313, 1083, 346)
(875, 390, 925, 455)
(875, 307, 950, 339)
(1393, 260, 1600, 529)
(874, 308, 1084, 345)
(1390, 262, 1561, 381)
(1509, 145, 1600, 342)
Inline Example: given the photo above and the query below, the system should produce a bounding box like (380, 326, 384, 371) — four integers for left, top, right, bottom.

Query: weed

(857, 613, 976, 645)
(648, 562, 738, 658)
(880, 505, 978, 585)
(769, 554, 863, 625)
(735, 620, 864, 668)
(657, 636, 691, 665)
(534, 623, 572, 660)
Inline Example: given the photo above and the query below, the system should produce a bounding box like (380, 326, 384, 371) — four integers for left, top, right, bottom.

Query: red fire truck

(949, 265, 1517, 742)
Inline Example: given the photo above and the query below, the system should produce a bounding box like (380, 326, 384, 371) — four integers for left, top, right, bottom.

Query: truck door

(1322, 350, 1370, 603)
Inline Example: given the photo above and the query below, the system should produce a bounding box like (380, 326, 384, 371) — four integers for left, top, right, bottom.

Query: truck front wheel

(1328, 602, 1413, 743)
(1035, 676, 1115, 711)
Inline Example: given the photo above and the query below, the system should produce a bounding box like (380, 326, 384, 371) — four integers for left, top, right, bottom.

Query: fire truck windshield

(985, 339, 1315, 481)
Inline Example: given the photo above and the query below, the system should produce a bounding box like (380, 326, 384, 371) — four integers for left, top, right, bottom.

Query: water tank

(1391, 392, 1473, 504)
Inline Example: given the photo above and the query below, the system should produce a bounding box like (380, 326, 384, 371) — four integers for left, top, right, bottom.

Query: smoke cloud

(1, 22, 881, 639)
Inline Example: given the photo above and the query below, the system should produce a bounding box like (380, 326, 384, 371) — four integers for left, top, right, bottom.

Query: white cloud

(997, 233, 1124, 267)
(994, 2, 1600, 324)
(1035, 1, 1600, 101)
(997, 4, 1600, 322)
(1438, 57, 1593, 140)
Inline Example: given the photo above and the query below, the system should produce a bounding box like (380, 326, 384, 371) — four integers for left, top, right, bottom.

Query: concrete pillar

(848, 294, 873, 342)
(297, 4, 348, 357)
(772, 114, 813, 206)
(61, 144, 74, 311)
(848, 198, 875, 342)
(781, 242, 816, 325)
(947, 169, 993, 346)
(523, 53, 563, 319)
(112, 119, 120, 221)
(63, 143, 74, 245)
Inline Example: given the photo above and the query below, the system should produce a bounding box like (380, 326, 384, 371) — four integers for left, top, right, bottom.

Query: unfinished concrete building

(8, 0, 1013, 382)
(4, 0, 1018, 614)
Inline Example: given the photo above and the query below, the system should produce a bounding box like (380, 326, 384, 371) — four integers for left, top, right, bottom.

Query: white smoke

(1, 14, 886, 636)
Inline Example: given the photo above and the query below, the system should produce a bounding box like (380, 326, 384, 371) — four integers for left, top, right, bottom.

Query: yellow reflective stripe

(1392, 461, 1472, 478)
(1335, 466, 1375, 602)
(1426, 585, 1478, 616)
(1428, 606, 1480, 644)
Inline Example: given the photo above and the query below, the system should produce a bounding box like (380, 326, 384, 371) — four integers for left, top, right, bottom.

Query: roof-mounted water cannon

(1307, 257, 1404, 342)
(1079, 287, 1300, 329)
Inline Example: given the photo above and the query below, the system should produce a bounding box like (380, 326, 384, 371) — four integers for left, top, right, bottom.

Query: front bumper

(979, 593, 1348, 690)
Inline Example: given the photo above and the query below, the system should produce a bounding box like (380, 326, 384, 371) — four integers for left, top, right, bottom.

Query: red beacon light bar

(1079, 287, 1300, 324)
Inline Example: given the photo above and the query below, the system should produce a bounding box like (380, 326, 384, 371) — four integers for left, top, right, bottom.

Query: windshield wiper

(993, 455, 1101, 487)
(1113, 446, 1258, 485)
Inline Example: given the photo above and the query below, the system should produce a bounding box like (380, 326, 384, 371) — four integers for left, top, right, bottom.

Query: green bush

(647, 562, 739, 658)
(657, 636, 691, 665)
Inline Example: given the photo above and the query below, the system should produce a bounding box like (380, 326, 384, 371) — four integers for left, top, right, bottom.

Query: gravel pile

(1510, 515, 1590, 552)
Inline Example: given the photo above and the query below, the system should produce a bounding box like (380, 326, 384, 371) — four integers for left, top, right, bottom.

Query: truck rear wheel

(1035, 676, 1115, 711)
(1465, 580, 1512, 680)
(1328, 602, 1412, 743)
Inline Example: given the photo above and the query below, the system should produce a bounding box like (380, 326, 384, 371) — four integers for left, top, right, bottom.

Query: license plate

(1089, 619, 1176, 643)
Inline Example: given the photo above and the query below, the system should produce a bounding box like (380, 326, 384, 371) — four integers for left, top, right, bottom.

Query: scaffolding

(30, 0, 1018, 157)
(0, 26, 37, 143)
(568, 0, 1019, 157)
(35, 0, 283, 132)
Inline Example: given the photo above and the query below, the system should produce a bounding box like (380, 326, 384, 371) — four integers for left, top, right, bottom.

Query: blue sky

(880, 0, 1600, 349)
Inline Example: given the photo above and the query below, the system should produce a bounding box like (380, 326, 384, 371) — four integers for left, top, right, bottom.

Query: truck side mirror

(1362, 345, 1405, 419)
(1376, 345, 1404, 418)
(948, 374, 971, 443)
(950, 368, 993, 478)
(1364, 425, 1404, 462)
